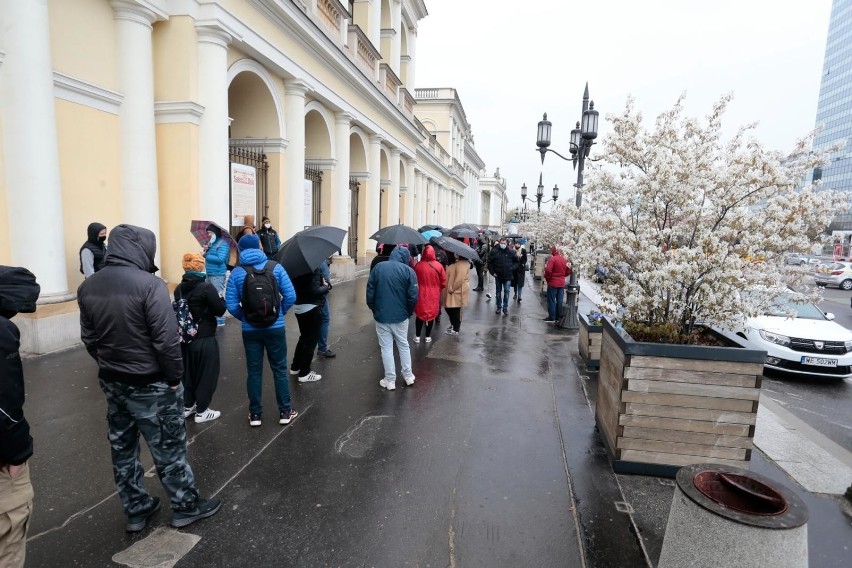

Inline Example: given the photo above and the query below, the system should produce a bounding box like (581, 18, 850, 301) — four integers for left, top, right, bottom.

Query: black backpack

(240, 261, 280, 327)
(173, 287, 200, 344)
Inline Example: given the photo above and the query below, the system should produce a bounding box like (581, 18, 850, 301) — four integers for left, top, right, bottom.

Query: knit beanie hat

(238, 233, 260, 251)
(206, 224, 222, 238)
(182, 252, 206, 272)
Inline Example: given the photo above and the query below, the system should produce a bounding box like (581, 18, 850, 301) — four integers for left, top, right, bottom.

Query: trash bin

(658, 464, 808, 568)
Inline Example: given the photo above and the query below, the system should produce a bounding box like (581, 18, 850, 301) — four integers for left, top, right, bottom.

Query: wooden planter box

(595, 318, 765, 477)
(579, 314, 603, 369)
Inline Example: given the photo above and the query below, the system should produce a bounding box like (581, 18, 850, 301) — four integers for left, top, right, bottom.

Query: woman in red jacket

(413, 245, 446, 343)
(544, 246, 571, 322)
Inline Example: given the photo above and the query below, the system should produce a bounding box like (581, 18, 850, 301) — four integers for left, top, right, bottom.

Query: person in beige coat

(443, 254, 470, 336)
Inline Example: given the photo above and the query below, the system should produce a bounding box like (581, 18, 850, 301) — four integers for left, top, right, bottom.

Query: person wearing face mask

(512, 243, 528, 303)
(79, 222, 108, 278)
(488, 238, 519, 316)
(203, 225, 230, 326)
(257, 217, 281, 260)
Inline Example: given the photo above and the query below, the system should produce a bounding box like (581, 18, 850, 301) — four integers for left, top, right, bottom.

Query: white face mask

(264, 223, 271, 229)
(499, 243, 507, 249)
(208, 234, 217, 244)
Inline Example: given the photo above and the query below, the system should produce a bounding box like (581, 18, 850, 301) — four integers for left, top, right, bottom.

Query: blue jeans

(495, 278, 511, 310)
(207, 275, 226, 325)
(242, 327, 291, 415)
(547, 286, 564, 320)
(317, 299, 330, 352)
(375, 320, 413, 381)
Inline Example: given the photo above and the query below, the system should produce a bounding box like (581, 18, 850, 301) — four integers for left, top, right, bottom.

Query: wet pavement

(22, 272, 586, 567)
(19, 270, 852, 567)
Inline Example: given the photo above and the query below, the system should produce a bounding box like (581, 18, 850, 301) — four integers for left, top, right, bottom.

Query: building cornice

(464, 140, 485, 170)
(154, 100, 204, 124)
(53, 72, 123, 115)
(245, 0, 421, 151)
(306, 158, 338, 169)
(230, 137, 290, 153)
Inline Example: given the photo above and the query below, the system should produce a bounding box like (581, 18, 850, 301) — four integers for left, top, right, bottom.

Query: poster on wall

(230, 163, 257, 226)
(303, 179, 313, 228)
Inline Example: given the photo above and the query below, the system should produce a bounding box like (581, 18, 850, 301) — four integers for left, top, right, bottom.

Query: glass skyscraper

(812, 0, 852, 193)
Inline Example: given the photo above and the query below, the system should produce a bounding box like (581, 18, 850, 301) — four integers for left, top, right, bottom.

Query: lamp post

(535, 83, 599, 329)
(521, 174, 559, 213)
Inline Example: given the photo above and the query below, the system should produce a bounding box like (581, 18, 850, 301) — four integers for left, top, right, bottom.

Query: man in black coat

(78, 225, 222, 533)
(488, 237, 519, 316)
(0, 266, 39, 567)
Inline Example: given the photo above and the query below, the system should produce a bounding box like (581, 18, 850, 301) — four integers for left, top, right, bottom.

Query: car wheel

(842, 279, 852, 291)
(799, 260, 806, 266)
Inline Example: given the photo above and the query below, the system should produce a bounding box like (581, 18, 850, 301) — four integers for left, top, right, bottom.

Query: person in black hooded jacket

(77, 224, 222, 533)
(79, 222, 107, 278)
(289, 266, 329, 382)
(174, 253, 227, 423)
(0, 266, 39, 567)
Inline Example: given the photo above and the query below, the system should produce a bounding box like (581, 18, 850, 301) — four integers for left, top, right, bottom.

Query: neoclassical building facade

(0, 0, 505, 351)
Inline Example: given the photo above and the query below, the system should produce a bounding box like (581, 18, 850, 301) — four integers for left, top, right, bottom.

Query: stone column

(367, 135, 383, 254)
(112, 0, 163, 243)
(389, 149, 401, 225)
(283, 79, 309, 239)
(0, 0, 70, 300)
(390, 0, 402, 75)
(197, 23, 232, 226)
(368, 0, 381, 48)
(334, 112, 353, 256)
(404, 158, 415, 226)
(406, 25, 417, 89)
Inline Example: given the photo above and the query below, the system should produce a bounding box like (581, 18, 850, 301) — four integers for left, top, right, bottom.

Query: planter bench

(579, 313, 603, 369)
(595, 318, 765, 477)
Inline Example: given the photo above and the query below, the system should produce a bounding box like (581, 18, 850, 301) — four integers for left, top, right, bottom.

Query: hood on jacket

(390, 246, 411, 265)
(421, 245, 437, 262)
(105, 225, 158, 273)
(550, 246, 560, 256)
(0, 266, 40, 314)
(238, 247, 268, 267)
(87, 222, 107, 245)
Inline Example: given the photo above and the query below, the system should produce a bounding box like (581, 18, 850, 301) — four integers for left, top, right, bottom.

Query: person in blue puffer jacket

(203, 224, 231, 326)
(225, 234, 297, 428)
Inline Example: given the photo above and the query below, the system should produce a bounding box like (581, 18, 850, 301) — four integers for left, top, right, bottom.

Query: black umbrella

(418, 224, 444, 232)
(450, 223, 481, 231)
(447, 228, 479, 239)
(429, 236, 479, 262)
(370, 224, 427, 245)
(274, 225, 346, 278)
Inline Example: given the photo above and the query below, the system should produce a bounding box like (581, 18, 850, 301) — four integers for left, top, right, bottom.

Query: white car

(713, 292, 852, 380)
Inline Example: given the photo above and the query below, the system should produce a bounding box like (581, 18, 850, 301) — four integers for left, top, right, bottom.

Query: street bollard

(658, 464, 808, 568)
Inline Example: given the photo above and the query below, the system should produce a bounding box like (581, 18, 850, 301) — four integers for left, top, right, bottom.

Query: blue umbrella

(420, 229, 442, 240)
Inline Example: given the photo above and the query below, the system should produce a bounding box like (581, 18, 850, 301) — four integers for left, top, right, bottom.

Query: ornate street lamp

(522, 174, 559, 213)
(535, 83, 599, 329)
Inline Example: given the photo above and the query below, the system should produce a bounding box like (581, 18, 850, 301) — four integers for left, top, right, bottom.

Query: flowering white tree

(566, 94, 846, 341)
(518, 204, 578, 249)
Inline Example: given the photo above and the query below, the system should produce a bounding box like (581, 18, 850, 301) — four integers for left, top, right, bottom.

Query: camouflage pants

(99, 380, 199, 515)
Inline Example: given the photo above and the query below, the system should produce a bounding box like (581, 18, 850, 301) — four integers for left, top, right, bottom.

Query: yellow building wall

(54, 100, 122, 291)
(218, 0, 415, 147)
(152, 15, 198, 102)
(48, 0, 117, 90)
(156, 123, 202, 284)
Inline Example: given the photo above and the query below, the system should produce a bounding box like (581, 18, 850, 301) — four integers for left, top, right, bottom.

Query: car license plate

(801, 356, 838, 367)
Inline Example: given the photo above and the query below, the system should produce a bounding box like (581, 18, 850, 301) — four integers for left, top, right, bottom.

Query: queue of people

(1, 221, 546, 562)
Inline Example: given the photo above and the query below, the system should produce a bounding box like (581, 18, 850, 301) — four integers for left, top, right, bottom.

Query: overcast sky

(415, 0, 833, 210)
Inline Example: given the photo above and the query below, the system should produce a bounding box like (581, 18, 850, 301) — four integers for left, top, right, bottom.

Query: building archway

(227, 61, 285, 236)
(350, 127, 369, 262)
(305, 101, 335, 227)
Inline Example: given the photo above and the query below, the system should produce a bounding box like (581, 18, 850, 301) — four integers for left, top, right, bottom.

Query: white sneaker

(379, 378, 396, 391)
(184, 405, 196, 418)
(298, 370, 322, 382)
(445, 329, 459, 336)
(425, 337, 432, 343)
(289, 368, 300, 375)
(194, 409, 221, 423)
(404, 374, 415, 386)
(413, 336, 420, 343)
